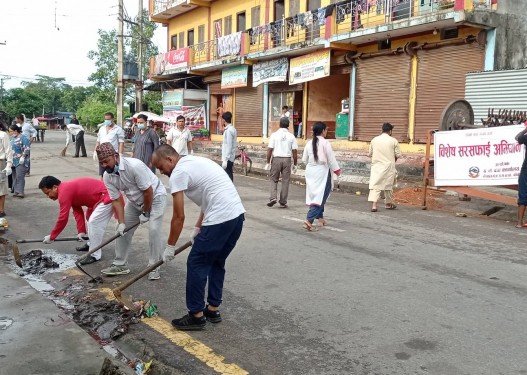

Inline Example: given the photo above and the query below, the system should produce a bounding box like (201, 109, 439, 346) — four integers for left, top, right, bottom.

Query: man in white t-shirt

(96, 142, 167, 280)
(152, 144, 245, 331)
(94, 112, 125, 177)
(265, 117, 298, 208)
(166, 115, 193, 156)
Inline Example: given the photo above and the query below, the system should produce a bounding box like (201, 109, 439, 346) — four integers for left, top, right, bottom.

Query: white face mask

(138, 124, 145, 130)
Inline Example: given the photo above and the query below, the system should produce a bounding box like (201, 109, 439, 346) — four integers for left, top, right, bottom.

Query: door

(307, 0, 321, 40)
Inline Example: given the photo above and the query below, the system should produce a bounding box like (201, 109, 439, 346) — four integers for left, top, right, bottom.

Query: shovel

(16, 236, 87, 244)
(112, 241, 192, 310)
(12, 243, 22, 268)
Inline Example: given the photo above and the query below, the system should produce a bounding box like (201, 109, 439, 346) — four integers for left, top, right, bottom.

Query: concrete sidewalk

(0, 259, 133, 375)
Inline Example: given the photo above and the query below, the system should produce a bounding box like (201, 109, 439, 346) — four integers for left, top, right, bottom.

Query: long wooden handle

(115, 241, 192, 293)
(77, 222, 140, 262)
(17, 237, 82, 243)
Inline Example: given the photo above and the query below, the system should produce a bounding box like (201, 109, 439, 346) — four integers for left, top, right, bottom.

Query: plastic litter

(131, 359, 152, 374)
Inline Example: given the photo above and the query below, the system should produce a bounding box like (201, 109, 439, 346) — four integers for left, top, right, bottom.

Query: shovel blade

(12, 244, 22, 268)
(112, 289, 138, 311)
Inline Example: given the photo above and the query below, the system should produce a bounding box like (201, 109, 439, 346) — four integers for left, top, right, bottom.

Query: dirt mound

(21, 250, 59, 274)
(394, 187, 445, 210)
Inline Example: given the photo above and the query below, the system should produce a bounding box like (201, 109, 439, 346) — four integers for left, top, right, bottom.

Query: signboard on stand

(289, 49, 330, 85)
(434, 125, 524, 186)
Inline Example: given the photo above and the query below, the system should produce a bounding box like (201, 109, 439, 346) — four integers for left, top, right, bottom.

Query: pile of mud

(21, 250, 59, 274)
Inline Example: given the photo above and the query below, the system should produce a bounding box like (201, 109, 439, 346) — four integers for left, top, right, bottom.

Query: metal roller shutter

(354, 54, 411, 142)
(234, 86, 263, 136)
(414, 43, 484, 143)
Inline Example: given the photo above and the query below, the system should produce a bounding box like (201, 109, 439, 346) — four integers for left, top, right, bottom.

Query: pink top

(50, 178, 111, 240)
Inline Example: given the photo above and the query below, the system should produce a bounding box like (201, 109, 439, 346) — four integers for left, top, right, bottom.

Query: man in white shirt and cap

(94, 112, 125, 177)
(166, 115, 193, 156)
(265, 117, 298, 208)
(96, 142, 167, 280)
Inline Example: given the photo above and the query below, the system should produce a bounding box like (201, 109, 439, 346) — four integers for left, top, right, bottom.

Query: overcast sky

(0, 0, 167, 89)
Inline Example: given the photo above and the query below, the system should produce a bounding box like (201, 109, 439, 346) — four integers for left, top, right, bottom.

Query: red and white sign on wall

(151, 48, 190, 76)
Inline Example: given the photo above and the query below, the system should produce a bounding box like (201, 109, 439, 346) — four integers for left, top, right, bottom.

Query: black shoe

(81, 155, 87, 157)
(76, 243, 89, 252)
(73, 156, 79, 158)
(171, 313, 206, 331)
(0, 212, 5, 218)
(267, 198, 277, 207)
(78, 256, 98, 265)
(203, 305, 222, 323)
(279, 204, 288, 209)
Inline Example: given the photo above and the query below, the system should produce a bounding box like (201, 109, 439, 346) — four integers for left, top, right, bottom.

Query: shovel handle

(114, 241, 192, 294)
(77, 222, 140, 262)
(17, 237, 83, 243)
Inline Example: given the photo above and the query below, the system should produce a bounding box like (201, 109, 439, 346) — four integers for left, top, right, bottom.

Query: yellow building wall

(167, 7, 209, 47)
(211, 0, 267, 31)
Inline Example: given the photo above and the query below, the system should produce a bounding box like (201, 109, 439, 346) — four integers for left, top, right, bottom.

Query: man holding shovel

(39, 176, 115, 265)
(152, 144, 245, 331)
(97, 142, 167, 280)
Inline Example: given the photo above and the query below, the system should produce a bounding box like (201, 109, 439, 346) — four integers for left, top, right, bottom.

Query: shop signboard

(162, 90, 184, 110)
(151, 48, 190, 76)
(434, 125, 524, 186)
(252, 57, 288, 87)
(163, 104, 209, 140)
(221, 65, 248, 89)
(289, 49, 330, 85)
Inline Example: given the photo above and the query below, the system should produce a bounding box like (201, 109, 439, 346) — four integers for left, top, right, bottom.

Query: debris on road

(456, 212, 468, 217)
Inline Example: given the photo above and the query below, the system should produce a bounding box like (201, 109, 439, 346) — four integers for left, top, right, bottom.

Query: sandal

(371, 208, 378, 212)
(317, 218, 327, 227)
(385, 204, 397, 210)
(302, 221, 317, 232)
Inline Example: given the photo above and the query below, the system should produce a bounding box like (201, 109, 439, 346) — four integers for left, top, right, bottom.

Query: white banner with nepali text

(434, 125, 525, 186)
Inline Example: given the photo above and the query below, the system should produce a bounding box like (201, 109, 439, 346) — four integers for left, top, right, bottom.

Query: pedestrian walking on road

(302, 122, 340, 232)
(166, 115, 193, 156)
(0, 122, 13, 217)
(132, 114, 160, 173)
(94, 112, 125, 177)
(97, 142, 167, 280)
(66, 122, 87, 157)
(221, 111, 237, 181)
(8, 124, 30, 198)
(514, 125, 527, 227)
(265, 117, 298, 208)
(39, 176, 117, 265)
(152, 144, 245, 331)
(368, 123, 401, 212)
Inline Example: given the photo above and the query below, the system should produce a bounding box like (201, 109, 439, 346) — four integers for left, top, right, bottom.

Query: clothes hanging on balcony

(270, 20, 283, 45)
(304, 11, 313, 27)
(335, 3, 347, 24)
(286, 17, 295, 38)
(317, 8, 326, 26)
(324, 4, 335, 18)
(248, 26, 263, 45)
(217, 32, 242, 58)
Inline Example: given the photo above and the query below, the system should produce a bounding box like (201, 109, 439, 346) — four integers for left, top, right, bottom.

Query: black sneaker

(78, 256, 98, 265)
(76, 243, 89, 252)
(171, 313, 206, 331)
(267, 198, 277, 207)
(203, 305, 222, 323)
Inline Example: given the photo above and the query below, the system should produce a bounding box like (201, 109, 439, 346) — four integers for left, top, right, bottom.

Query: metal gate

(234, 86, 263, 136)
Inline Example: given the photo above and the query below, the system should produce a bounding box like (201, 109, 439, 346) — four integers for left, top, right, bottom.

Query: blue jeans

(186, 214, 244, 313)
(307, 171, 332, 224)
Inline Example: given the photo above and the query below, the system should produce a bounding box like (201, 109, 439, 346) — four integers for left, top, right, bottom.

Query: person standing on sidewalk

(94, 112, 125, 177)
(368, 123, 401, 212)
(152, 144, 245, 331)
(132, 114, 160, 173)
(96, 142, 167, 280)
(8, 124, 30, 198)
(0, 122, 13, 217)
(39, 176, 116, 265)
(166, 115, 193, 156)
(265, 117, 298, 208)
(221, 112, 237, 181)
(15, 114, 36, 176)
(302, 122, 340, 232)
(66, 122, 87, 157)
(515, 125, 527, 227)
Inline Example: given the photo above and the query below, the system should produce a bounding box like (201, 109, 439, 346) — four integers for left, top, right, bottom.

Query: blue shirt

(11, 134, 30, 167)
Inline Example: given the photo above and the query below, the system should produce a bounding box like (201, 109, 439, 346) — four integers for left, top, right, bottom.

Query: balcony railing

(151, 0, 186, 16)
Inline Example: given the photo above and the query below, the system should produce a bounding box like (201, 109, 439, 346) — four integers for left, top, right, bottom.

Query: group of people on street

(39, 111, 244, 331)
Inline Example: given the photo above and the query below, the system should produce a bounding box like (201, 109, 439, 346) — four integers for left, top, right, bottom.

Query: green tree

(144, 91, 162, 114)
(3, 88, 44, 118)
(62, 86, 99, 112)
(22, 75, 71, 114)
(76, 98, 117, 129)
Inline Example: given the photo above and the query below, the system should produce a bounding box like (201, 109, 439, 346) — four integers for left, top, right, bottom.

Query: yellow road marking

(99, 288, 249, 374)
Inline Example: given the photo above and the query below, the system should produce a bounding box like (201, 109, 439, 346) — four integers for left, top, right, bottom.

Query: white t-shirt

(268, 128, 298, 158)
(166, 127, 192, 155)
(104, 157, 166, 206)
(281, 111, 291, 118)
(97, 124, 125, 152)
(169, 155, 245, 226)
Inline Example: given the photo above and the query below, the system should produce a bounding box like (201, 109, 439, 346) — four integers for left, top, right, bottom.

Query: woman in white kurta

(302, 122, 341, 232)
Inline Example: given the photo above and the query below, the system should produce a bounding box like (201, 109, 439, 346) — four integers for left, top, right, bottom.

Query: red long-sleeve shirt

(50, 178, 111, 240)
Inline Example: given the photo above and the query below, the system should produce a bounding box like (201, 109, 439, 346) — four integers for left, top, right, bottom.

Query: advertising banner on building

(289, 49, 330, 85)
(434, 125, 524, 186)
(252, 57, 288, 87)
(162, 90, 184, 109)
(221, 65, 248, 89)
(162, 104, 209, 140)
(151, 48, 190, 76)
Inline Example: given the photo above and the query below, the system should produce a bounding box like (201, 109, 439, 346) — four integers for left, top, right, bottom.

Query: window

(251, 6, 260, 28)
(170, 35, 177, 49)
(213, 19, 222, 38)
(224, 15, 232, 35)
(179, 32, 184, 48)
(308, 0, 321, 11)
(274, 0, 285, 21)
(237, 12, 246, 33)
(188, 29, 194, 47)
(441, 28, 459, 40)
(269, 92, 295, 121)
(378, 39, 391, 50)
(289, 0, 299, 17)
(198, 24, 205, 44)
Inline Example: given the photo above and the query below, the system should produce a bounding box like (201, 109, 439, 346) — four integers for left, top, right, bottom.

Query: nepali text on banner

(252, 57, 288, 87)
(289, 49, 330, 85)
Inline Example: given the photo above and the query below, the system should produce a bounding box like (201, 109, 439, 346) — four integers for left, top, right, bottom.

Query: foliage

(2, 88, 44, 118)
(144, 91, 162, 114)
(76, 98, 117, 130)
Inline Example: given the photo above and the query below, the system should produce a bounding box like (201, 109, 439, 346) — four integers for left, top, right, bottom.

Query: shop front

(205, 73, 233, 135)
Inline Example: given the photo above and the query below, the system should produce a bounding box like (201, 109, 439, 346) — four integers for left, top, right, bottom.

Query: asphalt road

(7, 130, 527, 375)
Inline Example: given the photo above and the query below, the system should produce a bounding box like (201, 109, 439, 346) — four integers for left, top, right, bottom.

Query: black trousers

(225, 160, 234, 181)
(74, 131, 87, 157)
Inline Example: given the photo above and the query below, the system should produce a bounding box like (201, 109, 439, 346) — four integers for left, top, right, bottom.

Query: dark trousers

(225, 160, 234, 181)
(307, 171, 332, 223)
(186, 214, 244, 313)
(74, 131, 87, 157)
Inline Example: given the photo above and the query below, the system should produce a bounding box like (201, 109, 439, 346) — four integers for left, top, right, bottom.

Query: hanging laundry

(304, 11, 313, 27)
(217, 32, 242, 57)
(317, 8, 326, 26)
(286, 17, 295, 38)
(324, 4, 335, 18)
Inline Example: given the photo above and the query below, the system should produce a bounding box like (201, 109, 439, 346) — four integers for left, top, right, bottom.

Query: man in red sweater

(39, 176, 115, 265)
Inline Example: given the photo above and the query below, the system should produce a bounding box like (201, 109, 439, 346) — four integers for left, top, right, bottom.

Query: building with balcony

(148, 0, 526, 149)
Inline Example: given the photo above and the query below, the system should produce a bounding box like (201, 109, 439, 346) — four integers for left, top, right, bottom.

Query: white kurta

(368, 133, 402, 190)
(302, 136, 340, 205)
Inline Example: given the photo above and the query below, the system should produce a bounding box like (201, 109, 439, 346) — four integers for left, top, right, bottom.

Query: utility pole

(135, 0, 143, 113)
(117, 0, 124, 126)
